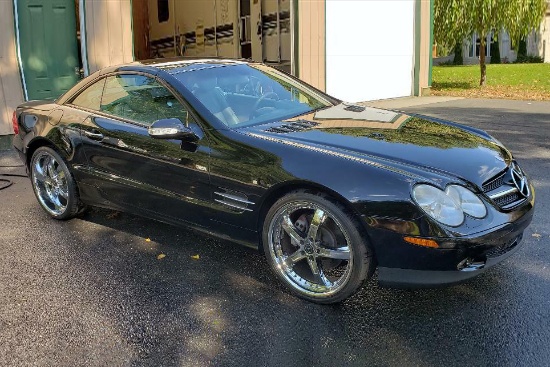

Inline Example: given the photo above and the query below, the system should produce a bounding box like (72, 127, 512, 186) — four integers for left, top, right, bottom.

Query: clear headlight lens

(446, 185, 487, 219)
(413, 185, 464, 226)
(412, 184, 487, 227)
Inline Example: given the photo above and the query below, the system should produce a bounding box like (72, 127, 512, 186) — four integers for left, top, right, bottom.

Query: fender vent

(265, 120, 319, 134)
(214, 190, 255, 212)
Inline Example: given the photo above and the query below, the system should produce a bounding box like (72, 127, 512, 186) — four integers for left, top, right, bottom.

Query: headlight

(446, 185, 487, 218)
(412, 184, 487, 227)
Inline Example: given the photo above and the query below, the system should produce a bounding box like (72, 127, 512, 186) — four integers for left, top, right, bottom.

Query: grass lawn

(432, 63, 550, 101)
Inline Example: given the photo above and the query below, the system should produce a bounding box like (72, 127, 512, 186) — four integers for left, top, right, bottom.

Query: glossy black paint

(12, 58, 535, 287)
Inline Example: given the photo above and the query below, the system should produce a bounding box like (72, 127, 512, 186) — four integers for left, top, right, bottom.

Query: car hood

(241, 104, 512, 188)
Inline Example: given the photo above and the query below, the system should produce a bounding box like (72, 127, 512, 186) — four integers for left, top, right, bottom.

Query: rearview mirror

(148, 118, 198, 141)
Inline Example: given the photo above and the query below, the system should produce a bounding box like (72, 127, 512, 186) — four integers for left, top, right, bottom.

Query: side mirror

(148, 118, 198, 141)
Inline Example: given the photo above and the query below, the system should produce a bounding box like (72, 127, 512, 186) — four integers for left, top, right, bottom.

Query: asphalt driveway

(1, 98, 549, 366)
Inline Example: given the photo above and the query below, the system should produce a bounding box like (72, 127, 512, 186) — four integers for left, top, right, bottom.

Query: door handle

(83, 129, 104, 141)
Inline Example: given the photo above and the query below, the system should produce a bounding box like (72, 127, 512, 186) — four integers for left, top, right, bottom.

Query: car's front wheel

(30, 146, 82, 220)
(263, 191, 374, 304)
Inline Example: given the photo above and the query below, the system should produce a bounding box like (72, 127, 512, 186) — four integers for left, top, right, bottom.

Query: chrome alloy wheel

(267, 201, 354, 298)
(31, 151, 69, 216)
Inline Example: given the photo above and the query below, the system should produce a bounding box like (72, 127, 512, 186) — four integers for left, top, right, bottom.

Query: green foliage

(514, 39, 543, 63)
(438, 59, 456, 66)
(435, 0, 546, 48)
(490, 41, 501, 64)
(515, 55, 544, 63)
(436, 43, 453, 57)
(517, 39, 528, 58)
(434, 0, 546, 84)
(453, 42, 464, 65)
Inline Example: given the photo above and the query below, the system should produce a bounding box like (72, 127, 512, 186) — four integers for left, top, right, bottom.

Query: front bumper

(378, 233, 524, 288)
(372, 198, 534, 288)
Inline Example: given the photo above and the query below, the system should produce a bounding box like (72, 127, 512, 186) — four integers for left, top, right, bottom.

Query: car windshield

(172, 63, 335, 128)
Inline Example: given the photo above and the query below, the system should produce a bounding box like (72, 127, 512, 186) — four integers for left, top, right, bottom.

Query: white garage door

(325, 0, 415, 102)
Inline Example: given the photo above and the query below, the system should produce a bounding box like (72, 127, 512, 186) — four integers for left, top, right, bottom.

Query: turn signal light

(404, 236, 439, 248)
(12, 111, 19, 135)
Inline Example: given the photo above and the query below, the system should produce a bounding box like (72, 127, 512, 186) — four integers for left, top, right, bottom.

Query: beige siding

(85, 0, 134, 73)
(298, 0, 325, 91)
(0, 1, 25, 135)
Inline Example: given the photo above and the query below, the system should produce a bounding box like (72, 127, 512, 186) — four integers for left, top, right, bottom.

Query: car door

(76, 72, 213, 227)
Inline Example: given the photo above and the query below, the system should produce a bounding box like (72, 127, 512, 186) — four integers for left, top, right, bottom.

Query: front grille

(482, 174, 504, 192)
(493, 192, 522, 207)
(482, 164, 528, 211)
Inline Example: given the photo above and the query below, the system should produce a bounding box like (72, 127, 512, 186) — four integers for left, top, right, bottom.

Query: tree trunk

(479, 38, 487, 86)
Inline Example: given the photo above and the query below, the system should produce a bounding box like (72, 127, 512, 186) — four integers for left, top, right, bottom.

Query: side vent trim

(214, 190, 255, 212)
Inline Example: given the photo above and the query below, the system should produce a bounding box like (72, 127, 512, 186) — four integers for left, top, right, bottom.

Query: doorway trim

(79, 0, 90, 77)
(12, 0, 28, 100)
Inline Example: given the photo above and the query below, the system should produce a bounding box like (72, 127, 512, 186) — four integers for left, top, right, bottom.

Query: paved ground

(1, 98, 549, 366)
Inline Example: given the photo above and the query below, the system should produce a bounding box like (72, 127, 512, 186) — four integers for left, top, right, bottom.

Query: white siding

(325, 0, 415, 102)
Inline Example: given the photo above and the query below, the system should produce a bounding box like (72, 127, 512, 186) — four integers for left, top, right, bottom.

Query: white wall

(325, 0, 415, 102)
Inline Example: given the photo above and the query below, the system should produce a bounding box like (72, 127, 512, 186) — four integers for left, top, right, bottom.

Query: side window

(101, 74, 188, 126)
(70, 78, 106, 110)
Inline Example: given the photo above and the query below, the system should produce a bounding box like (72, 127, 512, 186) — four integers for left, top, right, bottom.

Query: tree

(434, 0, 547, 86)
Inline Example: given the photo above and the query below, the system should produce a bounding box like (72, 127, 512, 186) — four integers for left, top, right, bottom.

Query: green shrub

(453, 42, 463, 65)
(490, 41, 501, 64)
(438, 59, 456, 66)
(515, 55, 544, 63)
(518, 39, 527, 58)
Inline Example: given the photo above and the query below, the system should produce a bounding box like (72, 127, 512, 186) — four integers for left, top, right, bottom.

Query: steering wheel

(249, 92, 279, 120)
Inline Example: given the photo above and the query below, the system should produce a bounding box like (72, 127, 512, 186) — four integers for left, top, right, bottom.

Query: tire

(30, 146, 83, 220)
(262, 190, 375, 304)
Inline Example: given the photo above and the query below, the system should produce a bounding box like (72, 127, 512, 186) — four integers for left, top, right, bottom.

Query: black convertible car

(12, 58, 535, 303)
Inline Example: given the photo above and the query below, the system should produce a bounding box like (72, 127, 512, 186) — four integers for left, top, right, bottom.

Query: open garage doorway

(131, 0, 293, 73)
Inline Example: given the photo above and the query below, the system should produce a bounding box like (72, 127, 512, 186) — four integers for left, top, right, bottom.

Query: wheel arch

(256, 180, 376, 257)
(25, 137, 61, 169)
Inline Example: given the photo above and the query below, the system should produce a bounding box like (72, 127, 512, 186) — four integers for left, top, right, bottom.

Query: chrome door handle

(83, 130, 104, 141)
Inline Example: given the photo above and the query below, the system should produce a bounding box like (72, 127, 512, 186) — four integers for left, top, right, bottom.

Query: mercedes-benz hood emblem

(511, 163, 530, 198)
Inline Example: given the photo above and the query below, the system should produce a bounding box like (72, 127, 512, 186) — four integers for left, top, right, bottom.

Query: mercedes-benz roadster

(12, 58, 535, 303)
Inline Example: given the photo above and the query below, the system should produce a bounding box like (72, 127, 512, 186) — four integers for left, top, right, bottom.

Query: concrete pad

(362, 96, 464, 110)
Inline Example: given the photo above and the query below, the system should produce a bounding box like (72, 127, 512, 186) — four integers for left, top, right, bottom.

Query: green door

(17, 0, 79, 100)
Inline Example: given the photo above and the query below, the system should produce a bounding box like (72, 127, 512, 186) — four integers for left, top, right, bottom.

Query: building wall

(544, 10, 550, 62)
(0, 1, 25, 135)
(84, 0, 134, 74)
(297, 0, 326, 92)
(530, 6, 550, 62)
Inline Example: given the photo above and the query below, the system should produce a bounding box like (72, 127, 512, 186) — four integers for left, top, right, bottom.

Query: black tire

(29, 146, 83, 220)
(262, 190, 375, 304)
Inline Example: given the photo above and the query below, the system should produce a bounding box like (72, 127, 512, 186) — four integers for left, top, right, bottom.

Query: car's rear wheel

(263, 191, 374, 304)
(30, 147, 82, 220)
